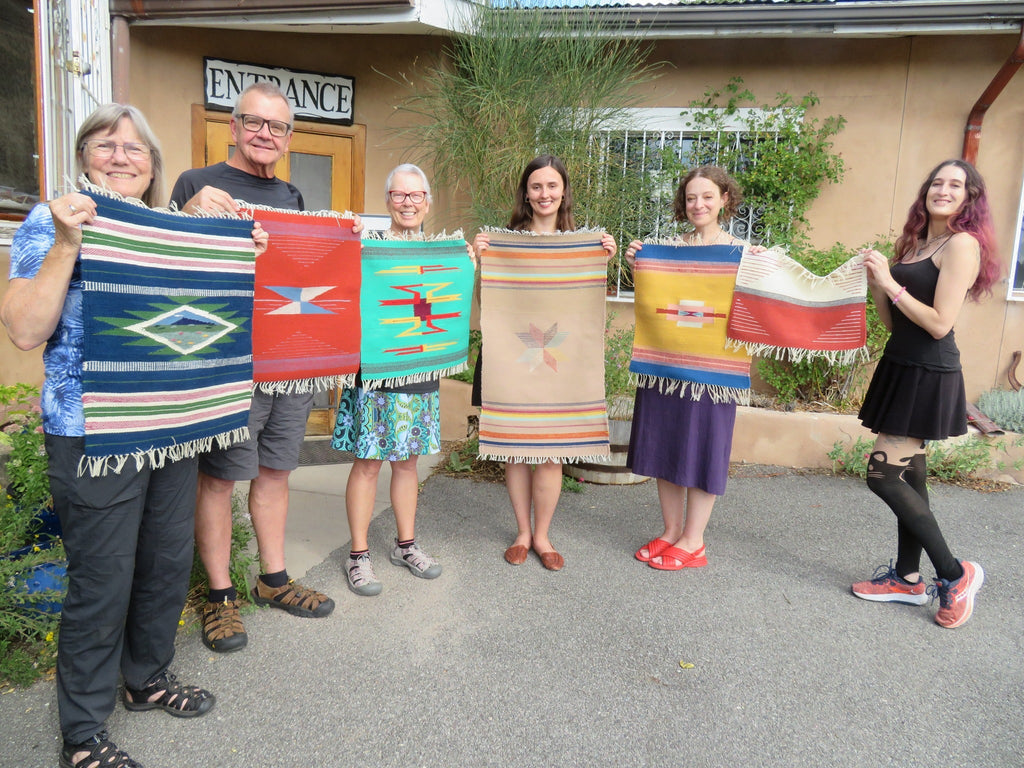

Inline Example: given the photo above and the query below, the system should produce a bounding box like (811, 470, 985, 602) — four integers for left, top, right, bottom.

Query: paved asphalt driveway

(3, 467, 1021, 767)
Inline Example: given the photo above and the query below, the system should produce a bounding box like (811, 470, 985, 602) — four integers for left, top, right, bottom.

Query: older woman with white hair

(1, 104, 267, 768)
(334, 163, 472, 596)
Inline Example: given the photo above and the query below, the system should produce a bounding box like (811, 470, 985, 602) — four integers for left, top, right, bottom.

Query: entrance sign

(204, 57, 354, 125)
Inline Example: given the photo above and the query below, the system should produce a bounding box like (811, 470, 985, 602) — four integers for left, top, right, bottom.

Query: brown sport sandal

(251, 578, 335, 618)
(201, 598, 247, 653)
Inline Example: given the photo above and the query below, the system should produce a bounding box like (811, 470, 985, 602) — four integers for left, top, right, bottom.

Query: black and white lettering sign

(204, 57, 354, 125)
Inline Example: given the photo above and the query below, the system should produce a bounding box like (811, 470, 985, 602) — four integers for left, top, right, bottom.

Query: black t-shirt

(169, 162, 304, 211)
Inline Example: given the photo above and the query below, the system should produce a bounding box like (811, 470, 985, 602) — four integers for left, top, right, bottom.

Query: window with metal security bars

(593, 108, 770, 301)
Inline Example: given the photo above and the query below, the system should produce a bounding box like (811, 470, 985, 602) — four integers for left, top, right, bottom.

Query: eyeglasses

(82, 140, 152, 161)
(236, 113, 292, 138)
(388, 190, 427, 204)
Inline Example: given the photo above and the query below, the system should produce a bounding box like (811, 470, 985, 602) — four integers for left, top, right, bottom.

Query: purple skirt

(626, 386, 737, 496)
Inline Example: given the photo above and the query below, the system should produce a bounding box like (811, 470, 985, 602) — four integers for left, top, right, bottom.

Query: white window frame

(1007, 175, 1024, 301)
(37, 1, 112, 200)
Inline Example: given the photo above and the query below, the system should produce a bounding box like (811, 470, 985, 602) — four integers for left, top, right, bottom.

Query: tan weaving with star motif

(477, 230, 610, 463)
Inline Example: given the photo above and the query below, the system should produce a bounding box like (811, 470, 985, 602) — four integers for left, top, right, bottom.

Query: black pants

(46, 435, 198, 744)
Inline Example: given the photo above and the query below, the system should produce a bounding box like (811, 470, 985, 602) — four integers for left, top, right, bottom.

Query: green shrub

(926, 437, 992, 482)
(0, 542, 65, 687)
(757, 242, 890, 409)
(828, 436, 994, 483)
(605, 315, 636, 404)
(187, 492, 257, 612)
(665, 76, 846, 249)
(977, 388, 1024, 433)
(447, 330, 482, 385)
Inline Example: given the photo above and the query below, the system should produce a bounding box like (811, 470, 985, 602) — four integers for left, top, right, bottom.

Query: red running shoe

(931, 560, 985, 629)
(852, 561, 928, 605)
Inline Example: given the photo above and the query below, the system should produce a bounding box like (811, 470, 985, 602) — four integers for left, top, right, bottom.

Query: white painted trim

(1006, 172, 1024, 302)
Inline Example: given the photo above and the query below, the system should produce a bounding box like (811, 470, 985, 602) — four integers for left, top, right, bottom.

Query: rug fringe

(364, 229, 465, 242)
(484, 226, 605, 236)
(476, 452, 611, 464)
(240, 203, 356, 221)
(255, 375, 355, 395)
(82, 177, 244, 219)
(76, 427, 251, 478)
(724, 340, 869, 365)
(362, 364, 466, 390)
(630, 372, 750, 405)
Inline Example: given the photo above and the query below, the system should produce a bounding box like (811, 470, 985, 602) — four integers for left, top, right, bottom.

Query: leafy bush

(1, 383, 50, 512)
(187, 493, 257, 615)
(0, 541, 65, 687)
(828, 436, 993, 483)
(605, 315, 636, 406)
(757, 242, 890, 409)
(447, 330, 482, 385)
(672, 77, 846, 249)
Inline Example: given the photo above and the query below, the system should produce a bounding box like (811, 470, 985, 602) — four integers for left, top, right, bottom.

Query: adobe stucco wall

(5, 25, 1024, 407)
(122, 27, 1024, 402)
(0, 243, 45, 387)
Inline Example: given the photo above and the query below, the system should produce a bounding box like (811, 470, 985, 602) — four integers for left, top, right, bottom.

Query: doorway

(192, 105, 366, 434)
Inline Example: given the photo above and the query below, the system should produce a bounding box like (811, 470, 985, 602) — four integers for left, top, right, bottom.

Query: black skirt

(858, 356, 967, 440)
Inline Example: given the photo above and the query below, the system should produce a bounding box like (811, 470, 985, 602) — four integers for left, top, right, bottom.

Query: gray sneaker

(346, 553, 383, 596)
(389, 540, 442, 580)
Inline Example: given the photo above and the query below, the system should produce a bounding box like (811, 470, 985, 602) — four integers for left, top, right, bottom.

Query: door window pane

(290, 152, 332, 212)
(0, 1, 39, 214)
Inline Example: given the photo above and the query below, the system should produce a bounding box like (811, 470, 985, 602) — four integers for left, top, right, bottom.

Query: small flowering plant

(1, 384, 52, 553)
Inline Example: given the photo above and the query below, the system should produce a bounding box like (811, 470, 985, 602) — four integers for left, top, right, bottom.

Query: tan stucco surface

(4, 25, 1024, 412)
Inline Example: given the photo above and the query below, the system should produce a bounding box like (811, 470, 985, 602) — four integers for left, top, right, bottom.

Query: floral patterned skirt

(331, 388, 441, 461)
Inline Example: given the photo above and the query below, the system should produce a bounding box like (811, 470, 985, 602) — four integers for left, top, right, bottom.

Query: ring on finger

(69, 204, 76, 213)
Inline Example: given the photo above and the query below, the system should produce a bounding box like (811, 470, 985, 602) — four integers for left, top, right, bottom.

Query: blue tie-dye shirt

(8, 204, 85, 436)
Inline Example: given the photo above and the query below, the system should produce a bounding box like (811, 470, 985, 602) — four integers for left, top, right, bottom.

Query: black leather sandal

(59, 730, 142, 768)
(123, 671, 215, 718)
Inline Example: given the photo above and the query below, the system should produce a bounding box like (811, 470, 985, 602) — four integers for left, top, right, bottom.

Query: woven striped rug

(478, 230, 610, 463)
(726, 247, 868, 364)
(630, 243, 751, 404)
(245, 206, 361, 393)
(359, 235, 473, 388)
(79, 190, 255, 475)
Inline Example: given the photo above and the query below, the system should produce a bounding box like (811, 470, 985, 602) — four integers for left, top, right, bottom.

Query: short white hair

(385, 164, 432, 203)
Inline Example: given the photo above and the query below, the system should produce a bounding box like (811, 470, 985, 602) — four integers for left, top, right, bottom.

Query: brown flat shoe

(504, 544, 529, 565)
(535, 549, 564, 571)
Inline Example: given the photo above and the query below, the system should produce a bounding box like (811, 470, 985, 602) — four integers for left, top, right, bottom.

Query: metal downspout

(111, 14, 131, 103)
(962, 24, 1024, 165)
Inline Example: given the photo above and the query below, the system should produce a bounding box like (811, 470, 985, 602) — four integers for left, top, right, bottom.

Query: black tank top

(882, 257, 960, 372)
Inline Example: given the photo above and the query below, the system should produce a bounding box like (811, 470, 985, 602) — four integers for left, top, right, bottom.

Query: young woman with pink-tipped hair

(852, 158, 1000, 629)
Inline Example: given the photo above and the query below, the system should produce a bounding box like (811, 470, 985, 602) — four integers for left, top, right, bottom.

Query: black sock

(259, 569, 289, 589)
(350, 548, 369, 559)
(208, 586, 237, 603)
(397, 538, 415, 549)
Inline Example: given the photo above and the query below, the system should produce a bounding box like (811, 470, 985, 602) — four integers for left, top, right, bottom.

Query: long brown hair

(508, 155, 575, 232)
(893, 159, 1000, 300)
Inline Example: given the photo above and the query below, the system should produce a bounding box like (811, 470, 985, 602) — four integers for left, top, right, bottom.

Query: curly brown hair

(671, 165, 743, 224)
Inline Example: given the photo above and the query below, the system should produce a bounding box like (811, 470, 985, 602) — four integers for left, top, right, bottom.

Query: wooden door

(192, 106, 366, 435)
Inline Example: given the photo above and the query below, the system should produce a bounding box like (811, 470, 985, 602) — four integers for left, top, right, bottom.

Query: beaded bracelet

(892, 285, 907, 304)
